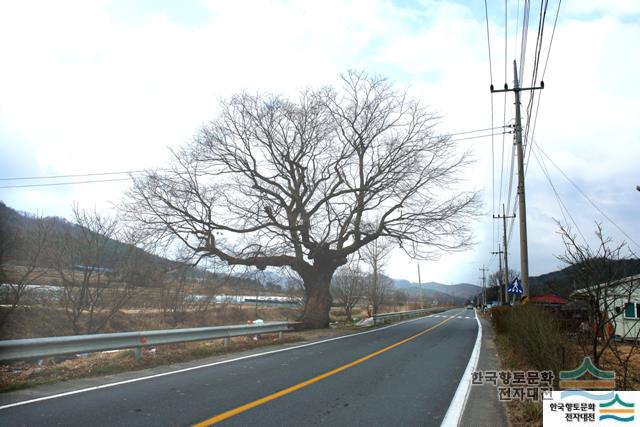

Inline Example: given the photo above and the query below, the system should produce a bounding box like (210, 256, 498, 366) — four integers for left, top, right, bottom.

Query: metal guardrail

(0, 322, 297, 362)
(372, 308, 444, 325)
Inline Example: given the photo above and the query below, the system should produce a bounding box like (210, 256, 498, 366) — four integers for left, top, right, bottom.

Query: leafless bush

(0, 212, 52, 325)
(557, 222, 638, 367)
(53, 206, 138, 334)
(332, 263, 365, 321)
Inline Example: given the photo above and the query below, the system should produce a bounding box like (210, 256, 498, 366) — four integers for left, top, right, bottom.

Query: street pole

(494, 205, 515, 305)
(502, 204, 511, 305)
(418, 264, 423, 309)
(492, 245, 504, 305)
(490, 59, 543, 298)
(479, 266, 488, 307)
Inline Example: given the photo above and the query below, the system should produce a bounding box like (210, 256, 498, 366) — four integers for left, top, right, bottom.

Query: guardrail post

(134, 346, 142, 361)
(278, 331, 283, 341)
(223, 337, 230, 347)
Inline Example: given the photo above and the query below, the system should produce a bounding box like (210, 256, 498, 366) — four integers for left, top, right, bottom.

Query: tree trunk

(299, 267, 334, 329)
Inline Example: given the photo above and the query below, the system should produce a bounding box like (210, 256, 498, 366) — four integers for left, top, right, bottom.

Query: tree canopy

(124, 71, 479, 327)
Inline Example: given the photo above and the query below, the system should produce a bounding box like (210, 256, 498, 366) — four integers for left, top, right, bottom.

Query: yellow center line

(193, 310, 465, 426)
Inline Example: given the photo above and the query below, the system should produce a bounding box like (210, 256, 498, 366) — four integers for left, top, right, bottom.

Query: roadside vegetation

(0, 332, 319, 393)
(489, 225, 640, 426)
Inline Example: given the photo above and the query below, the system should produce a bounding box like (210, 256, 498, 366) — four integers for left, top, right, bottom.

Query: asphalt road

(0, 308, 479, 427)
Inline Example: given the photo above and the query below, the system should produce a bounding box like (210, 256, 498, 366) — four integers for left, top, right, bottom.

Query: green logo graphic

(599, 394, 635, 423)
(559, 357, 615, 389)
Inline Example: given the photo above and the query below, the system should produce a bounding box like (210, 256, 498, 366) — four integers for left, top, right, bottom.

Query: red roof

(530, 294, 568, 305)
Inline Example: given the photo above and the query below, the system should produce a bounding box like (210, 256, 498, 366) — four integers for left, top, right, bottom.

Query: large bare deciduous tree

(124, 71, 479, 328)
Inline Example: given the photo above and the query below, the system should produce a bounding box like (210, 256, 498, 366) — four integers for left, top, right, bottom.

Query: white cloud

(0, 0, 638, 285)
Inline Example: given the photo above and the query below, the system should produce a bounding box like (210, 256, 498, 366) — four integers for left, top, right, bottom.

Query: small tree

(54, 206, 137, 334)
(0, 213, 51, 325)
(332, 263, 365, 321)
(362, 238, 394, 315)
(488, 268, 518, 304)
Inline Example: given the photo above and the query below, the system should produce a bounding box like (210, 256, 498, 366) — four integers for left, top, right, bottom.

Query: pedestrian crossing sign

(507, 277, 523, 295)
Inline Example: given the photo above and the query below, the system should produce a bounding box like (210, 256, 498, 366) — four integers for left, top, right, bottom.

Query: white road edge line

(440, 309, 482, 427)
(0, 309, 454, 411)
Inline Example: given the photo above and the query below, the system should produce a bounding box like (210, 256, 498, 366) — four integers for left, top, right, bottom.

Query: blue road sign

(508, 277, 523, 295)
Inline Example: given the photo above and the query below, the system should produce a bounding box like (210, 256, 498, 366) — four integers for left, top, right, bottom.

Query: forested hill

(529, 259, 640, 298)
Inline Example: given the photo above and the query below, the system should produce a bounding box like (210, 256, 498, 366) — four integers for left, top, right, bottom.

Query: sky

(1, 0, 639, 286)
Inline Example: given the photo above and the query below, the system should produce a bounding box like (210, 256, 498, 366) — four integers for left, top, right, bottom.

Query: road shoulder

(460, 315, 509, 427)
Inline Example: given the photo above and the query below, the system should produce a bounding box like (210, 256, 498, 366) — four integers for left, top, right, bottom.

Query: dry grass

(494, 334, 544, 427)
(594, 343, 640, 390)
(0, 304, 303, 339)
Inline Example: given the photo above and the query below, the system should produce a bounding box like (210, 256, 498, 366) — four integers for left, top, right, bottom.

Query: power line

(0, 170, 146, 181)
(505, 0, 562, 253)
(519, 0, 531, 80)
(446, 126, 507, 137)
(484, 0, 494, 85)
(535, 143, 640, 250)
(484, 0, 497, 250)
(530, 143, 587, 244)
(449, 131, 511, 144)
(0, 177, 133, 189)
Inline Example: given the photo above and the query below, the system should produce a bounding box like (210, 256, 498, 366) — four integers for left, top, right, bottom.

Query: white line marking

(440, 309, 483, 427)
(0, 311, 450, 411)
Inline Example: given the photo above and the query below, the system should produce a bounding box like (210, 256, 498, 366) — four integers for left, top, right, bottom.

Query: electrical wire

(535, 143, 640, 250)
(0, 170, 146, 181)
(0, 177, 133, 189)
(530, 143, 587, 244)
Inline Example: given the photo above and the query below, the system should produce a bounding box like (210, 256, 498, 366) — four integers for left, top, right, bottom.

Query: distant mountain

(393, 279, 481, 300)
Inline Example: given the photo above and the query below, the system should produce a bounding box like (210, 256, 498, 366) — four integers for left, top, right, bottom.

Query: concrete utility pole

(491, 59, 543, 298)
(479, 266, 488, 306)
(492, 245, 504, 304)
(494, 205, 515, 305)
(417, 264, 424, 309)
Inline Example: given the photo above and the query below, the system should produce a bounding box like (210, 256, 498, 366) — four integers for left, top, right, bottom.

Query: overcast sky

(1, 0, 638, 286)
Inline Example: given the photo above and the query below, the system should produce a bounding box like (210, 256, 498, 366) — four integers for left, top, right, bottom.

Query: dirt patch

(0, 305, 304, 339)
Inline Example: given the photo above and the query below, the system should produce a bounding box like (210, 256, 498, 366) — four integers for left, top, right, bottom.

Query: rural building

(571, 274, 640, 340)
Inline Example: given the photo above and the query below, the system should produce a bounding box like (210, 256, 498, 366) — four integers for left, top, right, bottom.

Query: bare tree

(124, 71, 479, 328)
(0, 212, 51, 325)
(54, 206, 137, 334)
(558, 222, 639, 367)
(161, 265, 192, 326)
(362, 238, 394, 316)
(332, 263, 365, 321)
(488, 268, 518, 289)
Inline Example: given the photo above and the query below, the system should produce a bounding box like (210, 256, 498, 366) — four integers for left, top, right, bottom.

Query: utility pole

(417, 264, 424, 309)
(492, 245, 504, 304)
(491, 59, 543, 298)
(479, 266, 488, 307)
(494, 205, 515, 305)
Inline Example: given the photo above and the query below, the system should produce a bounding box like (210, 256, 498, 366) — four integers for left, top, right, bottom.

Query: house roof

(570, 273, 640, 299)
(530, 293, 568, 305)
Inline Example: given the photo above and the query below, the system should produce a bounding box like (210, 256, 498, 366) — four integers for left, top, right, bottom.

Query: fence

(372, 307, 444, 325)
(0, 321, 297, 362)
